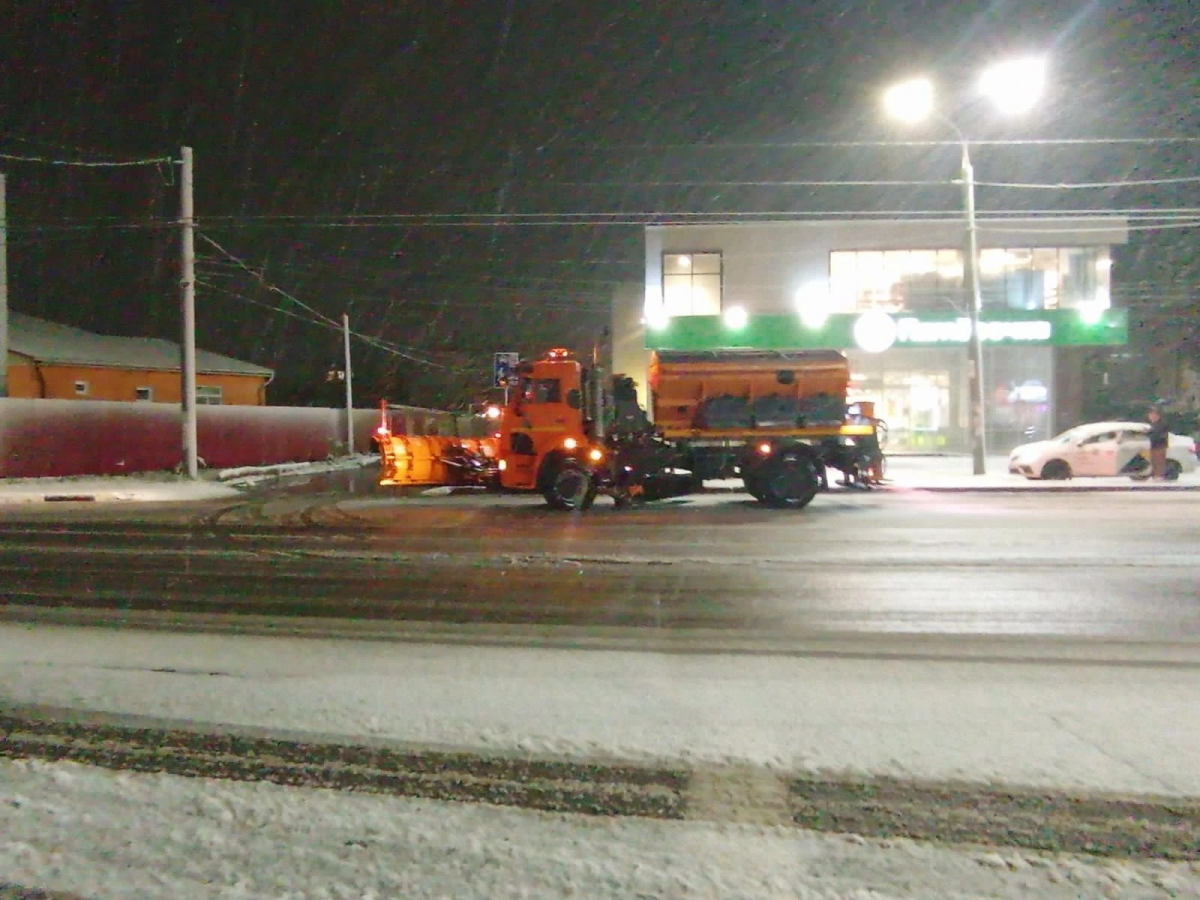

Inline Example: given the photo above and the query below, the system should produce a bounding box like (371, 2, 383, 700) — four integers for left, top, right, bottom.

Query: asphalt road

(1, 481, 1197, 643)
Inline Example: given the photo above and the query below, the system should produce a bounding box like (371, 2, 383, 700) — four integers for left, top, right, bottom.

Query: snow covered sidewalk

(4, 755, 1197, 900)
(2, 624, 1199, 898)
(2, 625, 1198, 795)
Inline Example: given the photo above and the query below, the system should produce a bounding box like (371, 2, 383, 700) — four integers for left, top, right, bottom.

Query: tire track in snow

(3, 713, 1199, 861)
(0, 714, 685, 821)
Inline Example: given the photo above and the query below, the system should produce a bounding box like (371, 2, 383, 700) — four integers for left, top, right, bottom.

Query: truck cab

(497, 349, 606, 508)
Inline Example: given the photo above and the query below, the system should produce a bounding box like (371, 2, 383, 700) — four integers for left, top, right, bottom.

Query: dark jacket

(1148, 417, 1170, 449)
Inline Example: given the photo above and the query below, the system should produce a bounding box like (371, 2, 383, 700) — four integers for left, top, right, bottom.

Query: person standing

(1148, 406, 1170, 479)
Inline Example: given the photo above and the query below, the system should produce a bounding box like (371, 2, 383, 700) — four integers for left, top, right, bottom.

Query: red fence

(0, 398, 473, 478)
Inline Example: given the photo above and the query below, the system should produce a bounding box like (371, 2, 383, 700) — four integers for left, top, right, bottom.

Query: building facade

(6, 313, 273, 405)
(613, 218, 1129, 454)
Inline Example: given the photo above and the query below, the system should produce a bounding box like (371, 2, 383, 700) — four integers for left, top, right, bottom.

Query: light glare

(883, 78, 934, 124)
(796, 281, 831, 330)
(645, 306, 670, 331)
(979, 57, 1046, 114)
(723, 305, 748, 329)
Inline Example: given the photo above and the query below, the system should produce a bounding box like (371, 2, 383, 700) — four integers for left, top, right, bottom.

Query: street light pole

(883, 59, 1045, 475)
(959, 142, 988, 474)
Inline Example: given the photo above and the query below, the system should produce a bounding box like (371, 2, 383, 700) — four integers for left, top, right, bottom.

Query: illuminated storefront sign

(893, 316, 1053, 345)
(644, 309, 1127, 352)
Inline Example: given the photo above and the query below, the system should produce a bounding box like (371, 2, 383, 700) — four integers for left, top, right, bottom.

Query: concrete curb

(903, 483, 1200, 493)
(698, 481, 1200, 495)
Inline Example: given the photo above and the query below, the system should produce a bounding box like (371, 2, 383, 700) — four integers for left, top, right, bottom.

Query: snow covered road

(3, 625, 1200, 897)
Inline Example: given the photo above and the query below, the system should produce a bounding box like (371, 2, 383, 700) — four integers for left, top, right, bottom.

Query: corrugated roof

(7, 313, 274, 377)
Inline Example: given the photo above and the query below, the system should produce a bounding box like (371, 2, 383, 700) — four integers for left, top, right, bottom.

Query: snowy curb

(700, 481, 1200, 495)
(216, 454, 378, 485)
(0, 484, 241, 505)
(0, 456, 380, 504)
(903, 483, 1200, 493)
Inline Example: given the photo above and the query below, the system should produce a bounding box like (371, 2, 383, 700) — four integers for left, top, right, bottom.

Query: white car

(1008, 421, 1197, 481)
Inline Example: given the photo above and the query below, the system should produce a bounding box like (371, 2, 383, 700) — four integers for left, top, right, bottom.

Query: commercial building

(612, 217, 1128, 454)
(6, 312, 273, 405)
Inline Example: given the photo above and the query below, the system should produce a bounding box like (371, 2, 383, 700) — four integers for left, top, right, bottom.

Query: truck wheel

(742, 473, 766, 502)
(543, 461, 596, 511)
(758, 449, 821, 509)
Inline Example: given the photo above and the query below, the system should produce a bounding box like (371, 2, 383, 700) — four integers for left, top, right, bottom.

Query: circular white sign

(853, 311, 898, 353)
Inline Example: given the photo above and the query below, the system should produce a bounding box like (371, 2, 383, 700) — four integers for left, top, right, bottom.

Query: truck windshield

(520, 378, 561, 404)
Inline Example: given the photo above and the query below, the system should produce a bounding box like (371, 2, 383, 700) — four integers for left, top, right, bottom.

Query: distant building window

(663, 252, 722, 317)
(74, 381, 89, 396)
(196, 385, 224, 405)
(830, 247, 1112, 314)
(135, 387, 154, 402)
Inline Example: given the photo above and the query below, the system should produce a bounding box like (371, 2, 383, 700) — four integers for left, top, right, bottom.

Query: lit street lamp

(883, 58, 1046, 475)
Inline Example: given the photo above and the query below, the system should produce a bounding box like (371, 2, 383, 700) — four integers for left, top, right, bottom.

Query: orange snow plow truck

(377, 347, 885, 510)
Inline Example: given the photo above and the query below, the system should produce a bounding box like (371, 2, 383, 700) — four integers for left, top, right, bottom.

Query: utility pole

(960, 142, 988, 475)
(180, 147, 198, 479)
(0, 173, 8, 398)
(342, 312, 354, 455)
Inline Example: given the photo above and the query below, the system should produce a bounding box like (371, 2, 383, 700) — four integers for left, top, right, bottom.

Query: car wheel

(1040, 459, 1071, 480)
(1164, 459, 1183, 482)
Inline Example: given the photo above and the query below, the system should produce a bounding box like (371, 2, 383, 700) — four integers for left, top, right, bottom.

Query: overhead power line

(560, 179, 958, 188)
(558, 175, 1200, 190)
(196, 231, 446, 367)
(978, 176, 1200, 189)
(979, 219, 1200, 235)
(0, 150, 175, 167)
(565, 137, 1200, 150)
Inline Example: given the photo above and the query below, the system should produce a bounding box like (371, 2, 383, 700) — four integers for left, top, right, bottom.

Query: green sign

(644, 309, 1128, 352)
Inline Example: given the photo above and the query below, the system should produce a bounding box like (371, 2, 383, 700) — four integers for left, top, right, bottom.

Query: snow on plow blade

(376, 433, 499, 488)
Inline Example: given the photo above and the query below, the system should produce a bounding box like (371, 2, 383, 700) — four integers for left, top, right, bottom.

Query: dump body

(649, 349, 852, 435)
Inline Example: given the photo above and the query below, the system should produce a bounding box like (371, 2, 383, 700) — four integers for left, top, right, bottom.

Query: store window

(847, 361, 953, 452)
(830, 247, 1112, 314)
(830, 250, 964, 314)
(1058, 247, 1109, 309)
(662, 252, 722, 317)
(847, 344, 1054, 453)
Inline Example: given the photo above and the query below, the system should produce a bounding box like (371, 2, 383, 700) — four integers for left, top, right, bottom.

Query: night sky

(2, 1, 1196, 406)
